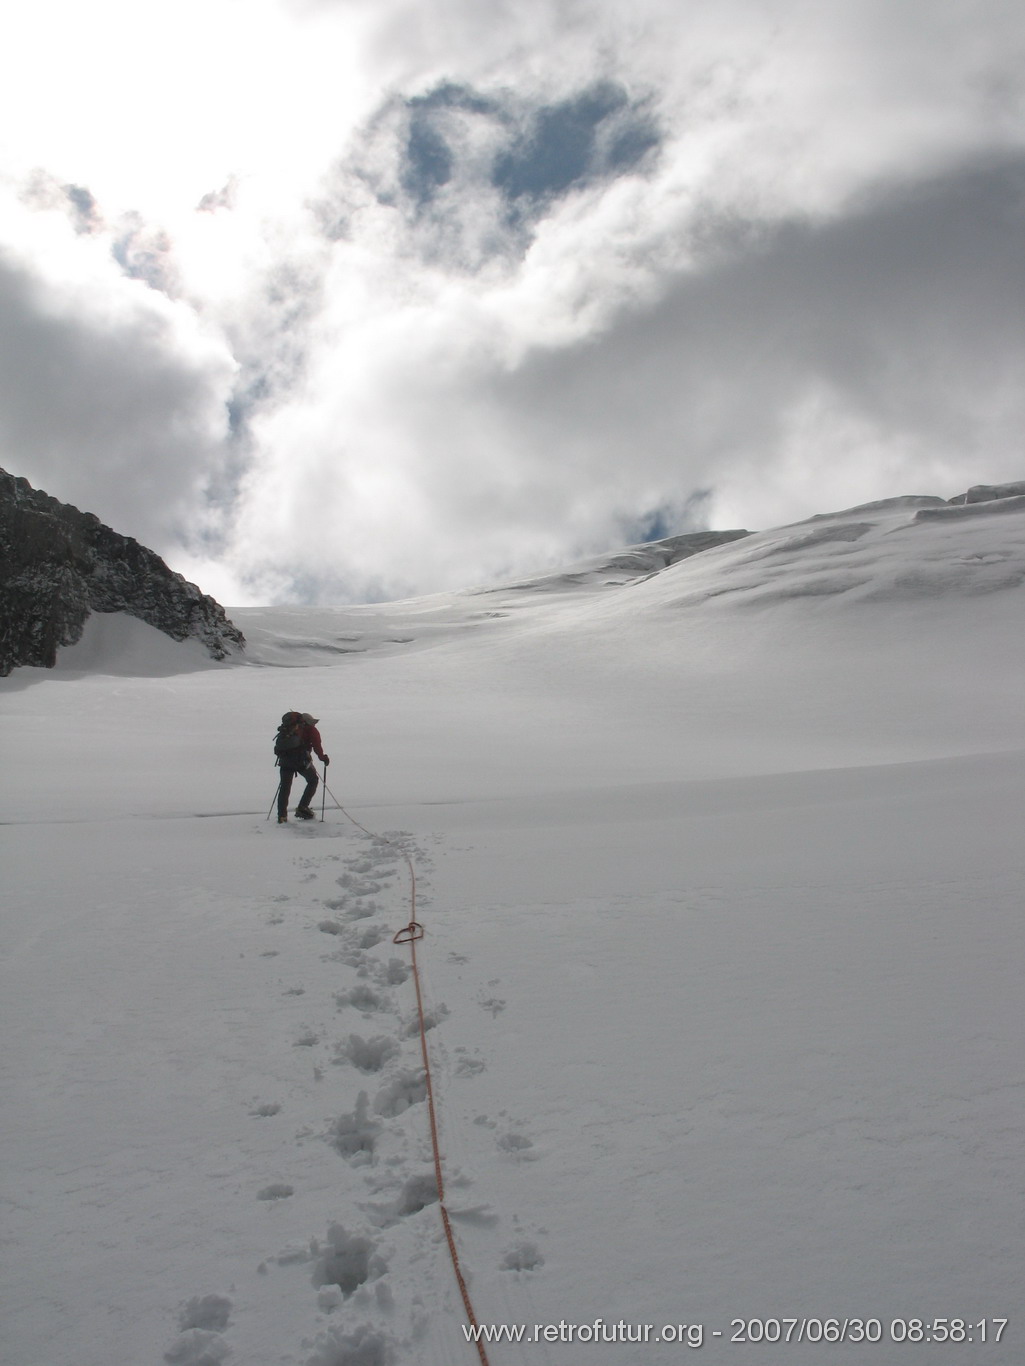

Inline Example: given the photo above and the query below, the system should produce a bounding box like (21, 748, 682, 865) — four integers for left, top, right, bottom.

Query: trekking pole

(266, 783, 280, 821)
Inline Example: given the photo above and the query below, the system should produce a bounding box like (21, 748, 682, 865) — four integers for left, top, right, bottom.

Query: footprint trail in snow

(166, 820, 545, 1366)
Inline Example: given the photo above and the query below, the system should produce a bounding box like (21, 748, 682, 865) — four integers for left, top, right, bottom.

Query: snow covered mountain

(3, 489, 1024, 1366)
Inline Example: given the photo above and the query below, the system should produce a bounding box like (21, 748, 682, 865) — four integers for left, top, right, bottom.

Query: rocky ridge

(0, 468, 245, 676)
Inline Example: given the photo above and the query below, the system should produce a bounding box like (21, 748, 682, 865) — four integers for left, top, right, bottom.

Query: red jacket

(299, 722, 327, 763)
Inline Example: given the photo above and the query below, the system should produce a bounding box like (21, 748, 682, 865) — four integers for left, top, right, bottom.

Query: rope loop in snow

(392, 920, 424, 944)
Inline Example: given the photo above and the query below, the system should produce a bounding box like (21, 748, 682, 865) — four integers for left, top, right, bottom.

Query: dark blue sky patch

(227, 383, 265, 436)
(394, 78, 660, 225)
(626, 505, 678, 543)
(402, 82, 505, 207)
(492, 82, 659, 206)
(606, 118, 662, 175)
(492, 85, 624, 201)
(622, 490, 713, 547)
(64, 184, 100, 235)
(403, 117, 454, 204)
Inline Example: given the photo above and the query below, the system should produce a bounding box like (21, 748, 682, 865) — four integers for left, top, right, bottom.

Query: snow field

(3, 494, 1025, 1364)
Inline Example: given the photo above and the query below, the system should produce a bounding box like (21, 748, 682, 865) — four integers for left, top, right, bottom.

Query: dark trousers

(277, 761, 318, 817)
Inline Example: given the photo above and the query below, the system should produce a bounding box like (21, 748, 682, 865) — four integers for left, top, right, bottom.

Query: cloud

(2, 0, 1024, 603)
(0, 196, 237, 557)
(483, 156, 1025, 527)
(215, 150, 1025, 601)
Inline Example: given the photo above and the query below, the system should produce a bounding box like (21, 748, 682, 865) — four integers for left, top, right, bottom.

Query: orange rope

(325, 784, 492, 1366)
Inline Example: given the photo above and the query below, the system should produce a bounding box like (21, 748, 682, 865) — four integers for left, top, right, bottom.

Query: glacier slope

(2, 494, 1024, 1365)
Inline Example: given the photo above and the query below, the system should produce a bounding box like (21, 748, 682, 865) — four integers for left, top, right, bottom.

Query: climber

(274, 711, 330, 823)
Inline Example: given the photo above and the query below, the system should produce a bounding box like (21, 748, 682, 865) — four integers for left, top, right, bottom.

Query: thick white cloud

(0, 196, 237, 553)
(2, 0, 1024, 602)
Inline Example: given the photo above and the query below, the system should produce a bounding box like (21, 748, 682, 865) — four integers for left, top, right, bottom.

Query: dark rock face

(0, 468, 245, 676)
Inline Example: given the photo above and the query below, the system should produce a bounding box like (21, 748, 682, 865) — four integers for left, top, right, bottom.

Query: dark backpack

(274, 712, 306, 763)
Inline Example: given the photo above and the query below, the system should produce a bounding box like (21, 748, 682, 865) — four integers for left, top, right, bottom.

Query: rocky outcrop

(0, 468, 245, 676)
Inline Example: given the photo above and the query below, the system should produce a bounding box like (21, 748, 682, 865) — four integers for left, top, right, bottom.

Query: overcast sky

(2, 0, 1023, 604)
